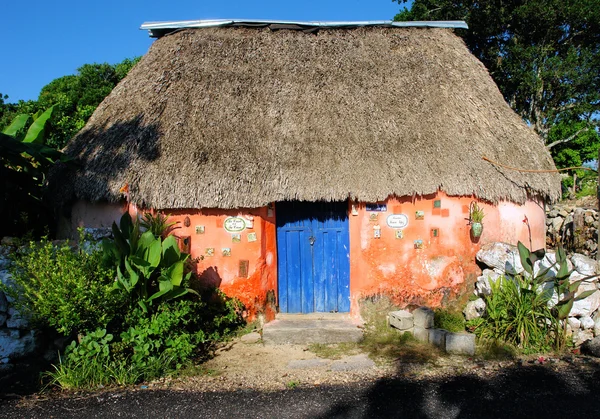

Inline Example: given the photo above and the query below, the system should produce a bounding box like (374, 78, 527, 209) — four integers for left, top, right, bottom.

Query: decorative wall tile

(239, 260, 249, 278)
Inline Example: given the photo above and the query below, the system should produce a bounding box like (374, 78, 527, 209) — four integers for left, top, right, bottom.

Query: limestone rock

(551, 217, 564, 233)
(573, 329, 594, 347)
(463, 298, 486, 321)
(594, 314, 600, 337)
(0, 330, 38, 360)
(0, 291, 7, 312)
(6, 307, 30, 329)
(581, 336, 600, 357)
(476, 242, 523, 275)
(82, 227, 112, 241)
(570, 290, 600, 317)
(475, 269, 501, 296)
(581, 316, 595, 330)
(567, 317, 581, 330)
(571, 253, 597, 276)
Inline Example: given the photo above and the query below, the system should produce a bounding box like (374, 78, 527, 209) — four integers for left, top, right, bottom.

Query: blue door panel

(277, 201, 350, 313)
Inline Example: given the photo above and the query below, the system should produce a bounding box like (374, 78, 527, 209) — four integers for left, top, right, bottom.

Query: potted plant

(470, 202, 485, 238)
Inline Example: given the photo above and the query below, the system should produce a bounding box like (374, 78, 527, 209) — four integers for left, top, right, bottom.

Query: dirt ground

(136, 335, 600, 394)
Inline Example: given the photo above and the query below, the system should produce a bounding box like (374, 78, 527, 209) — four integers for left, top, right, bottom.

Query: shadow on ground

(2, 360, 600, 418)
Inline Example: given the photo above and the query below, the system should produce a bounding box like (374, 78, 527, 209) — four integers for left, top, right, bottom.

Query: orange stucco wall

(348, 192, 546, 314)
(66, 191, 545, 319)
(166, 207, 278, 321)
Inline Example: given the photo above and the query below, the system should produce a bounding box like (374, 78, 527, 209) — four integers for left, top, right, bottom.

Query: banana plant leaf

(22, 106, 54, 144)
(2, 114, 31, 140)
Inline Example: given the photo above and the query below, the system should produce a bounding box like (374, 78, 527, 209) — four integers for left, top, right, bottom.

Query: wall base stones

(389, 306, 476, 356)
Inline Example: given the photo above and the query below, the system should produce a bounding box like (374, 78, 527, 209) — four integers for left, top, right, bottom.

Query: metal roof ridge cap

(140, 19, 469, 35)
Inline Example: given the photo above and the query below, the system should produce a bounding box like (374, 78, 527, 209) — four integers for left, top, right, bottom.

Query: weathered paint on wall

(347, 191, 546, 314)
(66, 190, 545, 319)
(63, 201, 277, 321)
(165, 207, 278, 321)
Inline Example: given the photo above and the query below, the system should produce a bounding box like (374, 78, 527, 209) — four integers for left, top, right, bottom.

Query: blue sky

(2, 1, 407, 103)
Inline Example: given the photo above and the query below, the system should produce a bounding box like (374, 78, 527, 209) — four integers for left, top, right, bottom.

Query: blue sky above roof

(2, 1, 410, 102)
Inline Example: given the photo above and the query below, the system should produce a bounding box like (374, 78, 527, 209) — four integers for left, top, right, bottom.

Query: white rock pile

(469, 242, 600, 347)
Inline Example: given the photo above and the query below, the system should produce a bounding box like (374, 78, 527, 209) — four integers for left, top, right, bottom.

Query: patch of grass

(286, 380, 300, 389)
(308, 342, 361, 359)
(476, 339, 518, 360)
(434, 309, 465, 333)
(358, 295, 442, 364)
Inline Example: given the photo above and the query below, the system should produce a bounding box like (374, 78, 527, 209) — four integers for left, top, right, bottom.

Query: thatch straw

(52, 27, 561, 209)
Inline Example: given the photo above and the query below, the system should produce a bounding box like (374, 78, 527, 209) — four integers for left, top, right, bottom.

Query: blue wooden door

(276, 201, 350, 313)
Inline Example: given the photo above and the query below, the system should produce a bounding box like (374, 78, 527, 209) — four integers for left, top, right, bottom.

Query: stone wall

(546, 204, 599, 258)
(0, 242, 62, 369)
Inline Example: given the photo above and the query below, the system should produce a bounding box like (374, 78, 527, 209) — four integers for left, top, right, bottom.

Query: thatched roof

(53, 24, 561, 209)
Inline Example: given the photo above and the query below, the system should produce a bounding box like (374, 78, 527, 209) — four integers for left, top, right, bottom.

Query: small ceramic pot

(471, 222, 483, 238)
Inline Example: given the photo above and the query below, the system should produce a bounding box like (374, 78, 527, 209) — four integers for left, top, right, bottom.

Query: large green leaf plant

(103, 212, 198, 312)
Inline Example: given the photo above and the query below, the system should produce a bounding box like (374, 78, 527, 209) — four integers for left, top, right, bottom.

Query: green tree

(394, 0, 600, 168)
(36, 57, 140, 149)
(1, 57, 140, 150)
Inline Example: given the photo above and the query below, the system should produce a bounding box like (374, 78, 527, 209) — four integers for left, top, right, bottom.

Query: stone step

(262, 313, 363, 345)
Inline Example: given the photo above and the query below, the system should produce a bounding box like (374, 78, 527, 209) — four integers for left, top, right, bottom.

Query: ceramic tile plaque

(247, 232, 257, 242)
(224, 217, 246, 233)
(415, 210, 425, 220)
(414, 240, 424, 249)
(231, 234, 241, 243)
(395, 230, 404, 239)
(369, 213, 379, 221)
(205, 248, 214, 257)
(373, 225, 381, 239)
(222, 248, 231, 257)
(387, 214, 409, 229)
(195, 225, 205, 234)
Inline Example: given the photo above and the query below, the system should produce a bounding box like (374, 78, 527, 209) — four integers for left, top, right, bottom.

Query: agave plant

(102, 212, 197, 312)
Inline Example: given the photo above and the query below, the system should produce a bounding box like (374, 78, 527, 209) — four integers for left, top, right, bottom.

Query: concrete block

(428, 328, 447, 349)
(413, 326, 429, 343)
(445, 332, 476, 356)
(413, 307, 434, 329)
(389, 310, 413, 331)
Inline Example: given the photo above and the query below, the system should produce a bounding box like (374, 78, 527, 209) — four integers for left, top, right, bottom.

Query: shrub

(467, 276, 556, 353)
(47, 292, 245, 389)
(3, 237, 125, 335)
